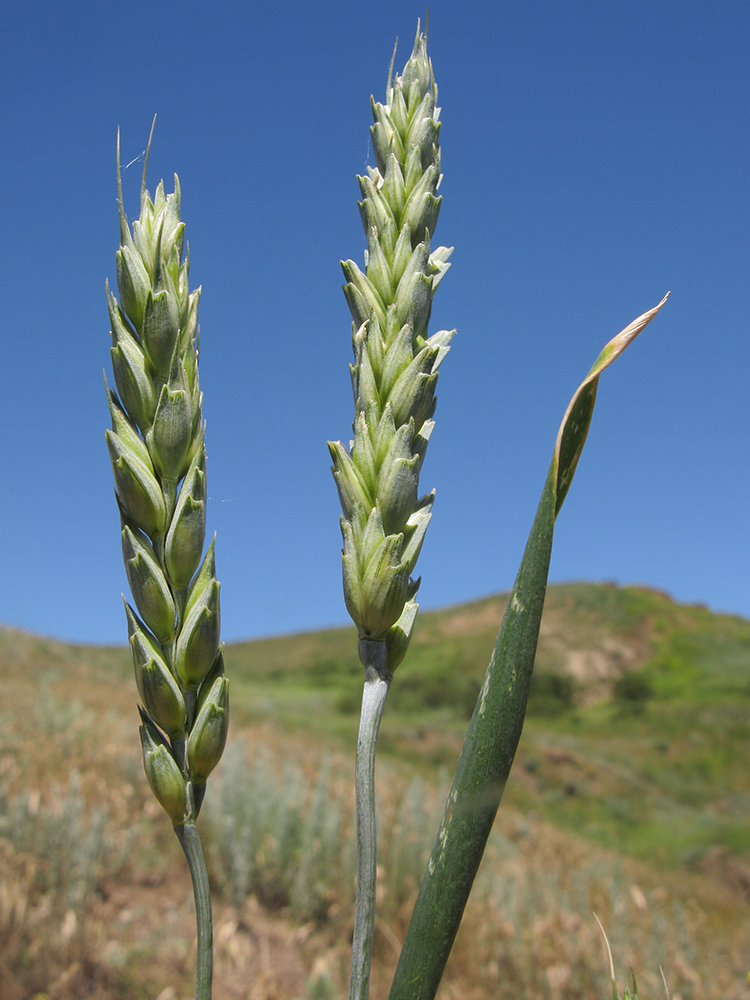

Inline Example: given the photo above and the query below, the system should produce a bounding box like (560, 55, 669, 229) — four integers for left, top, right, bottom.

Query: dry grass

(2, 624, 749, 999)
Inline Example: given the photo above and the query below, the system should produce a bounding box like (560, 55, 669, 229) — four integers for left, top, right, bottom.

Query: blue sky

(2, 0, 748, 645)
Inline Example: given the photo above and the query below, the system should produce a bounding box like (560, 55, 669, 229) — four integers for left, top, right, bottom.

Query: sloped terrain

(1, 583, 749, 998)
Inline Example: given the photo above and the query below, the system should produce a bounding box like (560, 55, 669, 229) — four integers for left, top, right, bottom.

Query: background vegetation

(2, 582, 749, 998)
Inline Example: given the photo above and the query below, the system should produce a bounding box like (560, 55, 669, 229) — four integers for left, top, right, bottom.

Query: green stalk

(175, 822, 213, 1000)
(350, 641, 390, 1000)
(388, 295, 669, 1000)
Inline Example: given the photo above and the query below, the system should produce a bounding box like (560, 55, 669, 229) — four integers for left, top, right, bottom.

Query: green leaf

(387, 294, 669, 1000)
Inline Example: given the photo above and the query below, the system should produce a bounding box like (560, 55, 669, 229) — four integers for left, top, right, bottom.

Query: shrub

(613, 671, 654, 708)
(527, 673, 576, 716)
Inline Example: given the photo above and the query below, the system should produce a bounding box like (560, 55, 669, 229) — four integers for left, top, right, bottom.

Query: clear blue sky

(2, 0, 747, 645)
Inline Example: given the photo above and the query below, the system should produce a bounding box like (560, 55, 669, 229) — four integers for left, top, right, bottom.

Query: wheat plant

(331, 24, 669, 1000)
(328, 23, 453, 1000)
(105, 122, 227, 1000)
(98, 22, 668, 1000)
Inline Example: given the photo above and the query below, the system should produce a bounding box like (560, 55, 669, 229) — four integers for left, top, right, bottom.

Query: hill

(1, 583, 749, 998)
(226, 582, 750, 860)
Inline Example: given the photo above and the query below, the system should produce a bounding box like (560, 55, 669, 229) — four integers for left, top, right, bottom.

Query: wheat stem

(350, 649, 390, 1000)
(175, 822, 213, 1000)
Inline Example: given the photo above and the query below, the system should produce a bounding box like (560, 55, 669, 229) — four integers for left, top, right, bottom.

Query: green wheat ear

(329, 22, 454, 681)
(106, 122, 225, 998)
(105, 121, 228, 822)
(330, 24, 455, 1000)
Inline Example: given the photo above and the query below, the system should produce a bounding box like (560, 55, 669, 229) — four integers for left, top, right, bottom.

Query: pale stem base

(174, 820, 213, 1000)
(349, 671, 390, 1000)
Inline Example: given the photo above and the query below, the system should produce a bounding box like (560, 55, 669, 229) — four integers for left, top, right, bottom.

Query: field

(1, 582, 749, 999)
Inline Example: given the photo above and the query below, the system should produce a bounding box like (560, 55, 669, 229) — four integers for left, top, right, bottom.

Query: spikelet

(106, 123, 227, 824)
(329, 25, 454, 678)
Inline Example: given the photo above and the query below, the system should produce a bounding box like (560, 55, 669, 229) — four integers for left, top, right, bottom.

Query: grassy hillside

(1, 583, 749, 998)
(226, 583, 750, 864)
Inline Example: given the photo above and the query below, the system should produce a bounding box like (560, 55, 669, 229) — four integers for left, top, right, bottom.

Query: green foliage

(217, 585, 750, 872)
(612, 671, 653, 714)
(613, 671, 653, 704)
(388, 666, 481, 717)
(527, 672, 576, 716)
(608, 969, 640, 999)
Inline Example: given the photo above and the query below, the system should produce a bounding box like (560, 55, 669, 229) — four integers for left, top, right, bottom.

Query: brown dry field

(1, 626, 749, 999)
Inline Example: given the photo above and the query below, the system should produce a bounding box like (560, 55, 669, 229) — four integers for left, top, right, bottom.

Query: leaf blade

(387, 294, 669, 1000)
